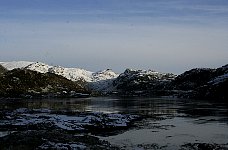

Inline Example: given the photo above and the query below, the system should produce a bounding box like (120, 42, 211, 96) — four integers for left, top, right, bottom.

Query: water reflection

(1, 97, 228, 149)
(0, 97, 181, 116)
(1, 97, 227, 121)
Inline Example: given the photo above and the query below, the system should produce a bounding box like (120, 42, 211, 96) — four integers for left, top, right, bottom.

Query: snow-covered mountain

(112, 69, 177, 96)
(25, 62, 51, 74)
(173, 64, 228, 100)
(24, 62, 119, 83)
(1, 61, 227, 99)
(0, 61, 34, 70)
(0, 61, 119, 92)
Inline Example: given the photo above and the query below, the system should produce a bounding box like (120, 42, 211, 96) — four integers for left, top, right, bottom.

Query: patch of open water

(0, 97, 228, 149)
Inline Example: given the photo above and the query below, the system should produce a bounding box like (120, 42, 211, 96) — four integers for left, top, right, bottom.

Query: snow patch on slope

(0, 61, 34, 70)
(119, 69, 176, 81)
(25, 62, 52, 73)
(92, 69, 118, 81)
(2, 108, 139, 131)
(48, 66, 93, 82)
(24, 62, 119, 92)
(208, 73, 228, 85)
(25, 62, 119, 83)
(0, 61, 119, 92)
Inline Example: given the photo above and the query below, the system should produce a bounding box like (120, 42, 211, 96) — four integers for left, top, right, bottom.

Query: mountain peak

(0, 61, 34, 70)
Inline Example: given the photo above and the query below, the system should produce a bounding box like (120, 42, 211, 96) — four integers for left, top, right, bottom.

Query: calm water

(1, 97, 228, 149)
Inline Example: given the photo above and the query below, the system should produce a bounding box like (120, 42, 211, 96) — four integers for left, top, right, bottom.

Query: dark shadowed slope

(0, 69, 90, 98)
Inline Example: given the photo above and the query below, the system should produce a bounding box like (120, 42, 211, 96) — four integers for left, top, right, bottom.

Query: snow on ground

(0, 61, 119, 90)
(118, 69, 176, 81)
(0, 61, 34, 70)
(0, 108, 139, 131)
(208, 73, 228, 85)
(39, 142, 86, 150)
(25, 62, 52, 73)
(92, 69, 119, 82)
(89, 69, 119, 92)
(44, 64, 118, 83)
(19, 61, 118, 83)
(48, 66, 93, 82)
(0, 61, 120, 93)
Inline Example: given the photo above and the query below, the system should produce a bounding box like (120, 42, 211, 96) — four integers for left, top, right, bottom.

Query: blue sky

(0, 0, 228, 74)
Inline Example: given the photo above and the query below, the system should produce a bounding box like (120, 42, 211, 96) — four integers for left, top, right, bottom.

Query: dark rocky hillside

(111, 65, 228, 100)
(0, 62, 227, 100)
(0, 65, 7, 76)
(0, 69, 90, 98)
(172, 68, 216, 91)
(113, 69, 176, 96)
(173, 64, 228, 100)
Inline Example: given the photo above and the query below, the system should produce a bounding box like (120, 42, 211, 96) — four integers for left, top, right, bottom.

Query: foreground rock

(0, 130, 120, 150)
(181, 143, 228, 150)
(0, 108, 140, 134)
(0, 108, 141, 149)
(0, 69, 90, 98)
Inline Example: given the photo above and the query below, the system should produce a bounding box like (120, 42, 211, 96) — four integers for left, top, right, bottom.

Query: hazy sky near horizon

(0, 0, 228, 74)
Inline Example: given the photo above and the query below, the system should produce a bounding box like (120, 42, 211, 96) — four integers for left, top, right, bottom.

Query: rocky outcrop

(0, 69, 90, 98)
(172, 68, 216, 91)
(111, 65, 228, 100)
(0, 61, 33, 70)
(25, 62, 119, 92)
(0, 61, 227, 100)
(0, 108, 141, 149)
(0, 65, 7, 76)
(173, 64, 228, 100)
(113, 69, 176, 96)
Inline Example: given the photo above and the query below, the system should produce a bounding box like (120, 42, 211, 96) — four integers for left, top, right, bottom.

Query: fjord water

(1, 97, 228, 149)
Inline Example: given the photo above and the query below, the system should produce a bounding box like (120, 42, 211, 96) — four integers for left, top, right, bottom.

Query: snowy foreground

(0, 108, 139, 132)
(1, 98, 228, 149)
(0, 108, 140, 149)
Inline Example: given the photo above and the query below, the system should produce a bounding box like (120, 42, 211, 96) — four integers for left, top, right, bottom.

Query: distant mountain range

(0, 61, 227, 100)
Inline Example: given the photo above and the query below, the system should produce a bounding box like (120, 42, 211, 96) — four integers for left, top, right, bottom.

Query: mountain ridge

(0, 61, 227, 100)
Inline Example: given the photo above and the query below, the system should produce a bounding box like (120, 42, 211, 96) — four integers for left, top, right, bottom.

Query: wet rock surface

(0, 108, 140, 133)
(180, 143, 228, 150)
(0, 108, 140, 149)
(1, 97, 228, 149)
(0, 130, 120, 150)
